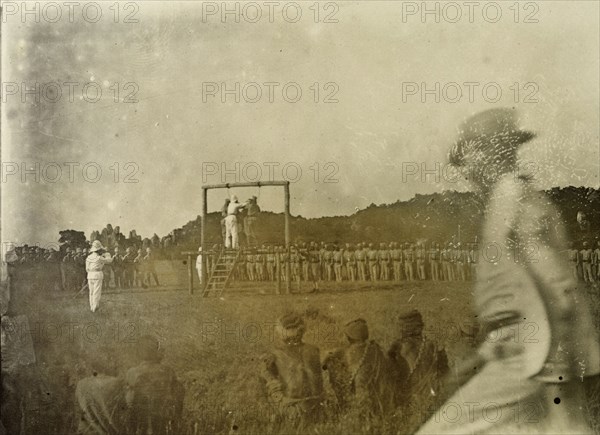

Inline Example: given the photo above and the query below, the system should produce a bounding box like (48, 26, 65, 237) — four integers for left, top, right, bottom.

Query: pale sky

(2, 1, 599, 245)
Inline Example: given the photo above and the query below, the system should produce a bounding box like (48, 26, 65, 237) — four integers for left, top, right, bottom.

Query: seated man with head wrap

(260, 313, 324, 426)
(388, 310, 448, 428)
(323, 318, 401, 417)
(76, 335, 184, 435)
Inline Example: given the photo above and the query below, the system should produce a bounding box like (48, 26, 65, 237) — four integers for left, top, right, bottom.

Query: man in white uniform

(86, 240, 113, 312)
(225, 195, 246, 249)
(418, 108, 600, 434)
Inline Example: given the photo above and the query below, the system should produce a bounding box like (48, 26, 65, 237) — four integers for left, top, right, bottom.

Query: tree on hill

(58, 230, 87, 251)
(152, 187, 600, 255)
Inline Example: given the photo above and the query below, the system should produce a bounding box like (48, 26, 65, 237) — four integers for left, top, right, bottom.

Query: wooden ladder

(203, 248, 240, 297)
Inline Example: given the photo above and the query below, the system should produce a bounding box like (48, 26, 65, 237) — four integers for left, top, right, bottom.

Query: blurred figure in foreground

(417, 108, 600, 434)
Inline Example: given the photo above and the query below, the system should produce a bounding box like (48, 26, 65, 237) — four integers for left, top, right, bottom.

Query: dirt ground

(3, 272, 600, 434)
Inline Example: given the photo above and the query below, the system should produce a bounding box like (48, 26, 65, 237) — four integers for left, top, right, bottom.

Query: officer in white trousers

(86, 240, 113, 312)
(224, 195, 246, 249)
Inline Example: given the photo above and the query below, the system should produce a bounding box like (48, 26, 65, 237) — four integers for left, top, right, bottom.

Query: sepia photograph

(1, 1, 599, 434)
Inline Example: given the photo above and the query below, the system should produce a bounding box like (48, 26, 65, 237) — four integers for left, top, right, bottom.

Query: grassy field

(5, 268, 600, 434)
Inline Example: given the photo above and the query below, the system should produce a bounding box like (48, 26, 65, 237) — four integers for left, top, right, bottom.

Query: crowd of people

(260, 309, 451, 431)
(71, 309, 451, 433)
(89, 224, 185, 255)
(6, 238, 599, 296)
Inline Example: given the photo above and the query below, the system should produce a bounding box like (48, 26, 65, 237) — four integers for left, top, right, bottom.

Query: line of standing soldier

(61, 247, 87, 291)
(7, 246, 66, 293)
(206, 241, 479, 282)
(7, 245, 162, 293)
(566, 240, 600, 284)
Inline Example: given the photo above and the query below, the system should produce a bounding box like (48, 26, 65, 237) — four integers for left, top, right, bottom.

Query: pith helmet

(90, 240, 105, 253)
(449, 108, 535, 167)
